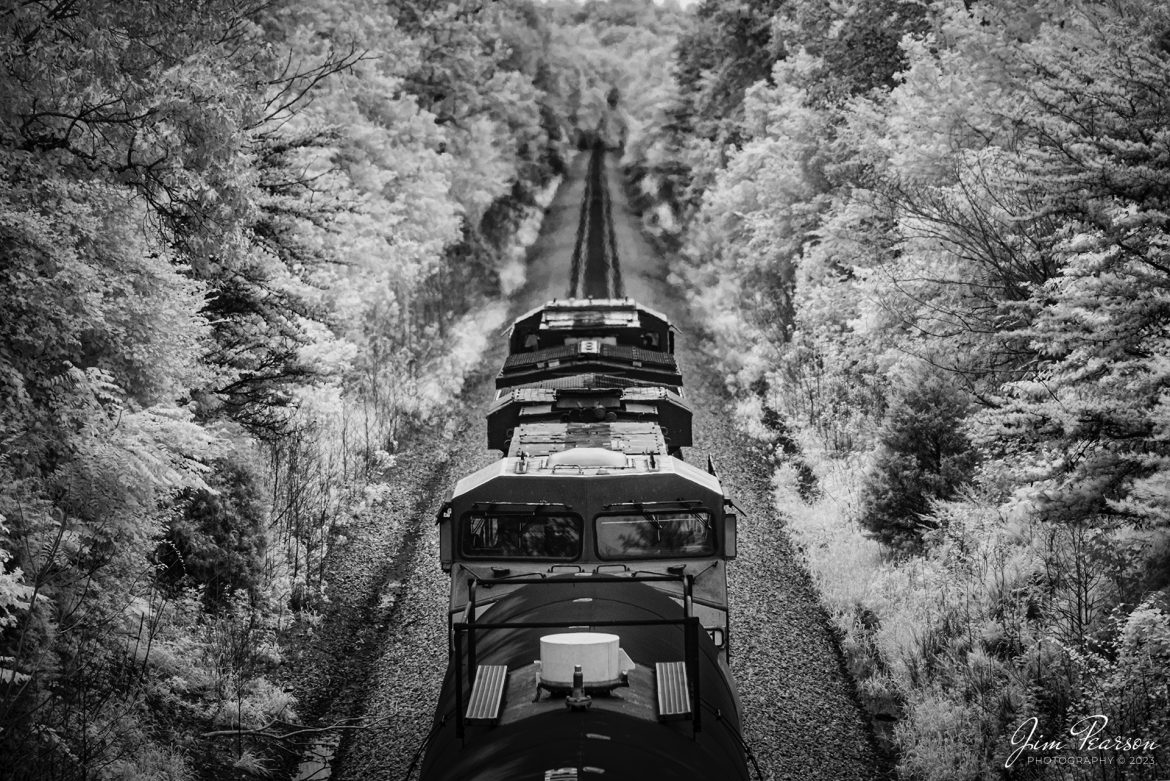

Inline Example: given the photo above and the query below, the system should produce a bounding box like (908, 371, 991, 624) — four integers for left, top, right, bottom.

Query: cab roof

(451, 449, 723, 498)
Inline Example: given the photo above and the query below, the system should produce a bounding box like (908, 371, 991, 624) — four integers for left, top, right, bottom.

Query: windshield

(595, 510, 714, 559)
(460, 512, 582, 560)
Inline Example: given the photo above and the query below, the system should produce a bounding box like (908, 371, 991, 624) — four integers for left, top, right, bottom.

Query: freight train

(413, 142, 753, 780)
(413, 296, 752, 781)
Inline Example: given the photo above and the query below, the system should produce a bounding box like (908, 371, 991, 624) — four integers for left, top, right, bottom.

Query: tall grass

(772, 438, 1170, 779)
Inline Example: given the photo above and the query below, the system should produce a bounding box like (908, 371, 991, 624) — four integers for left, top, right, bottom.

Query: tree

(674, 0, 786, 147)
(159, 454, 269, 608)
(859, 372, 977, 548)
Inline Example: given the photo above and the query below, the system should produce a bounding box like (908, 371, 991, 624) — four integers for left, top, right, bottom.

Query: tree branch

(201, 718, 367, 740)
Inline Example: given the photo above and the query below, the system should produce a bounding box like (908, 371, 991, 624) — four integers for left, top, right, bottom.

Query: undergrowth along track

(294, 148, 883, 781)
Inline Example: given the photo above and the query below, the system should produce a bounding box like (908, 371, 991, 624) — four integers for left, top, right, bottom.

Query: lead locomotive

(418, 297, 751, 781)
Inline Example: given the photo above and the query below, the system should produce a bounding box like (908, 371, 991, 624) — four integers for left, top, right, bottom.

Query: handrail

(471, 572, 689, 588)
(452, 571, 700, 741)
(452, 613, 703, 740)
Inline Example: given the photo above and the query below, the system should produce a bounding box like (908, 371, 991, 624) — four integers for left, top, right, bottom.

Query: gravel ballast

(292, 151, 882, 781)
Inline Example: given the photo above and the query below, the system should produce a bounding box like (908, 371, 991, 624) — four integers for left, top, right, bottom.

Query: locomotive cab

(507, 298, 676, 354)
(436, 448, 739, 658)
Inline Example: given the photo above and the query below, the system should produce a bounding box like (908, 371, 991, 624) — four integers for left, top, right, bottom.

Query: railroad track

(314, 144, 882, 781)
(569, 141, 624, 299)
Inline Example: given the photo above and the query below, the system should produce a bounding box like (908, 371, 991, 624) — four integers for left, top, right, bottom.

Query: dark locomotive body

(420, 298, 751, 781)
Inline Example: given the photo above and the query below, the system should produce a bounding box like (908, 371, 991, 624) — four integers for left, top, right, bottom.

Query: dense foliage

(7, 0, 1166, 777)
(635, 0, 1170, 777)
(0, 0, 634, 777)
